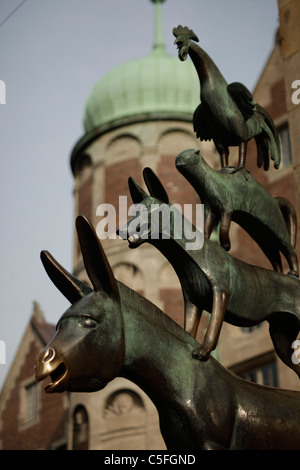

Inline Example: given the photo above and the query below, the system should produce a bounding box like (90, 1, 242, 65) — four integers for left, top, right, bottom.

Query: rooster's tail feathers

(256, 104, 281, 170)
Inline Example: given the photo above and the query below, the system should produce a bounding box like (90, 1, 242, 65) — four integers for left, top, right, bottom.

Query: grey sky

(0, 0, 279, 389)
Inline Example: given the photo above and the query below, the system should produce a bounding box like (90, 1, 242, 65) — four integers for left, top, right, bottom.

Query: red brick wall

(105, 158, 142, 223)
(78, 175, 93, 220)
(77, 175, 93, 255)
(265, 78, 287, 120)
(232, 78, 300, 272)
(160, 288, 184, 328)
(0, 338, 67, 450)
(158, 154, 200, 206)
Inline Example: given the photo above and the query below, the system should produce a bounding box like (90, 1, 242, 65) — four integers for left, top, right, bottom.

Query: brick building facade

(0, 303, 68, 449)
(1, 0, 300, 450)
(218, 29, 300, 393)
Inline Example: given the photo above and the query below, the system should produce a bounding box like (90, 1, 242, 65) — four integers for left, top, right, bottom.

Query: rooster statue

(173, 25, 281, 172)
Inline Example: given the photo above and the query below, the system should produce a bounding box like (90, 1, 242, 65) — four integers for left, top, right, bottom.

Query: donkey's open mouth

(128, 234, 143, 248)
(44, 362, 68, 393)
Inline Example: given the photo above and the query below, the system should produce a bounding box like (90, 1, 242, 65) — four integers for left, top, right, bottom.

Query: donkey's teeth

(128, 234, 140, 243)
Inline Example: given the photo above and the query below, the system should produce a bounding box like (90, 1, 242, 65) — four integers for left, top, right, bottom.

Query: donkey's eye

(81, 318, 98, 329)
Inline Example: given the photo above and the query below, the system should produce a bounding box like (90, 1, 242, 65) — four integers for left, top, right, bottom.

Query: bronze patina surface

(36, 216, 300, 450)
(35, 22, 300, 450)
(175, 148, 298, 275)
(173, 25, 281, 172)
(118, 168, 300, 377)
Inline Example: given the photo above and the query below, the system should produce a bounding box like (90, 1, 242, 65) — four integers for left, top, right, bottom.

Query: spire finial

(151, 0, 167, 54)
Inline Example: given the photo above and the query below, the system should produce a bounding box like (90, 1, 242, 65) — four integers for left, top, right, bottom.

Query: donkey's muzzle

(35, 347, 68, 393)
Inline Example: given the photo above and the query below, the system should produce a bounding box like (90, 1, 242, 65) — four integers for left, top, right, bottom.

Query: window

(278, 125, 292, 167)
(25, 382, 39, 423)
(231, 352, 279, 388)
(240, 362, 278, 387)
(18, 378, 40, 429)
(72, 406, 89, 450)
(240, 324, 262, 333)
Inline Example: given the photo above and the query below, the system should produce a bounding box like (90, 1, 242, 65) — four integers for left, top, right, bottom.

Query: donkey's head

(117, 168, 173, 248)
(35, 216, 125, 393)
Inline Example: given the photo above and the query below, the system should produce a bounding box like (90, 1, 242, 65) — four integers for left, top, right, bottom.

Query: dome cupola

(83, 0, 199, 133)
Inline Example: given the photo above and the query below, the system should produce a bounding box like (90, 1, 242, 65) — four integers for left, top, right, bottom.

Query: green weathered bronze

(35, 215, 300, 450)
(117, 168, 300, 377)
(175, 148, 299, 275)
(173, 25, 281, 171)
(35, 18, 300, 450)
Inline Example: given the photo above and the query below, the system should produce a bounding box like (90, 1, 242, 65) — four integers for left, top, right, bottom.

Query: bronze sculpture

(118, 167, 300, 377)
(35, 215, 300, 450)
(173, 25, 281, 172)
(35, 20, 300, 450)
(175, 148, 299, 275)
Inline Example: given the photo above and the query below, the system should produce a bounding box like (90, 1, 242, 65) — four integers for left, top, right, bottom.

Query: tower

(71, 0, 216, 327)
(68, 0, 215, 450)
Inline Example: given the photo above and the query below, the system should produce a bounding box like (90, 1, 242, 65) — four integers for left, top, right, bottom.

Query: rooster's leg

(220, 150, 229, 168)
(215, 142, 229, 168)
(230, 141, 249, 178)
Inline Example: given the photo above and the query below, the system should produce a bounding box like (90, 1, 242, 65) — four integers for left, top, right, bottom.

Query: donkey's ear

(76, 215, 120, 301)
(143, 168, 169, 204)
(40, 250, 93, 304)
(128, 176, 148, 203)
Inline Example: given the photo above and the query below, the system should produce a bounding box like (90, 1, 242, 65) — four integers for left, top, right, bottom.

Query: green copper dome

(83, 1, 199, 133)
(83, 48, 199, 133)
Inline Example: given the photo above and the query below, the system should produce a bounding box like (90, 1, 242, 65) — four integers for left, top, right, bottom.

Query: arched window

(72, 405, 89, 450)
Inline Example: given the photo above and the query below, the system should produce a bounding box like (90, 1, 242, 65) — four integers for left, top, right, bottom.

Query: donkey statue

(176, 148, 298, 277)
(117, 168, 300, 378)
(36, 215, 300, 450)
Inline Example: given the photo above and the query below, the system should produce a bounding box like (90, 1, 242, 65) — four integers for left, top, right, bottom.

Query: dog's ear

(143, 168, 169, 204)
(128, 177, 148, 203)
